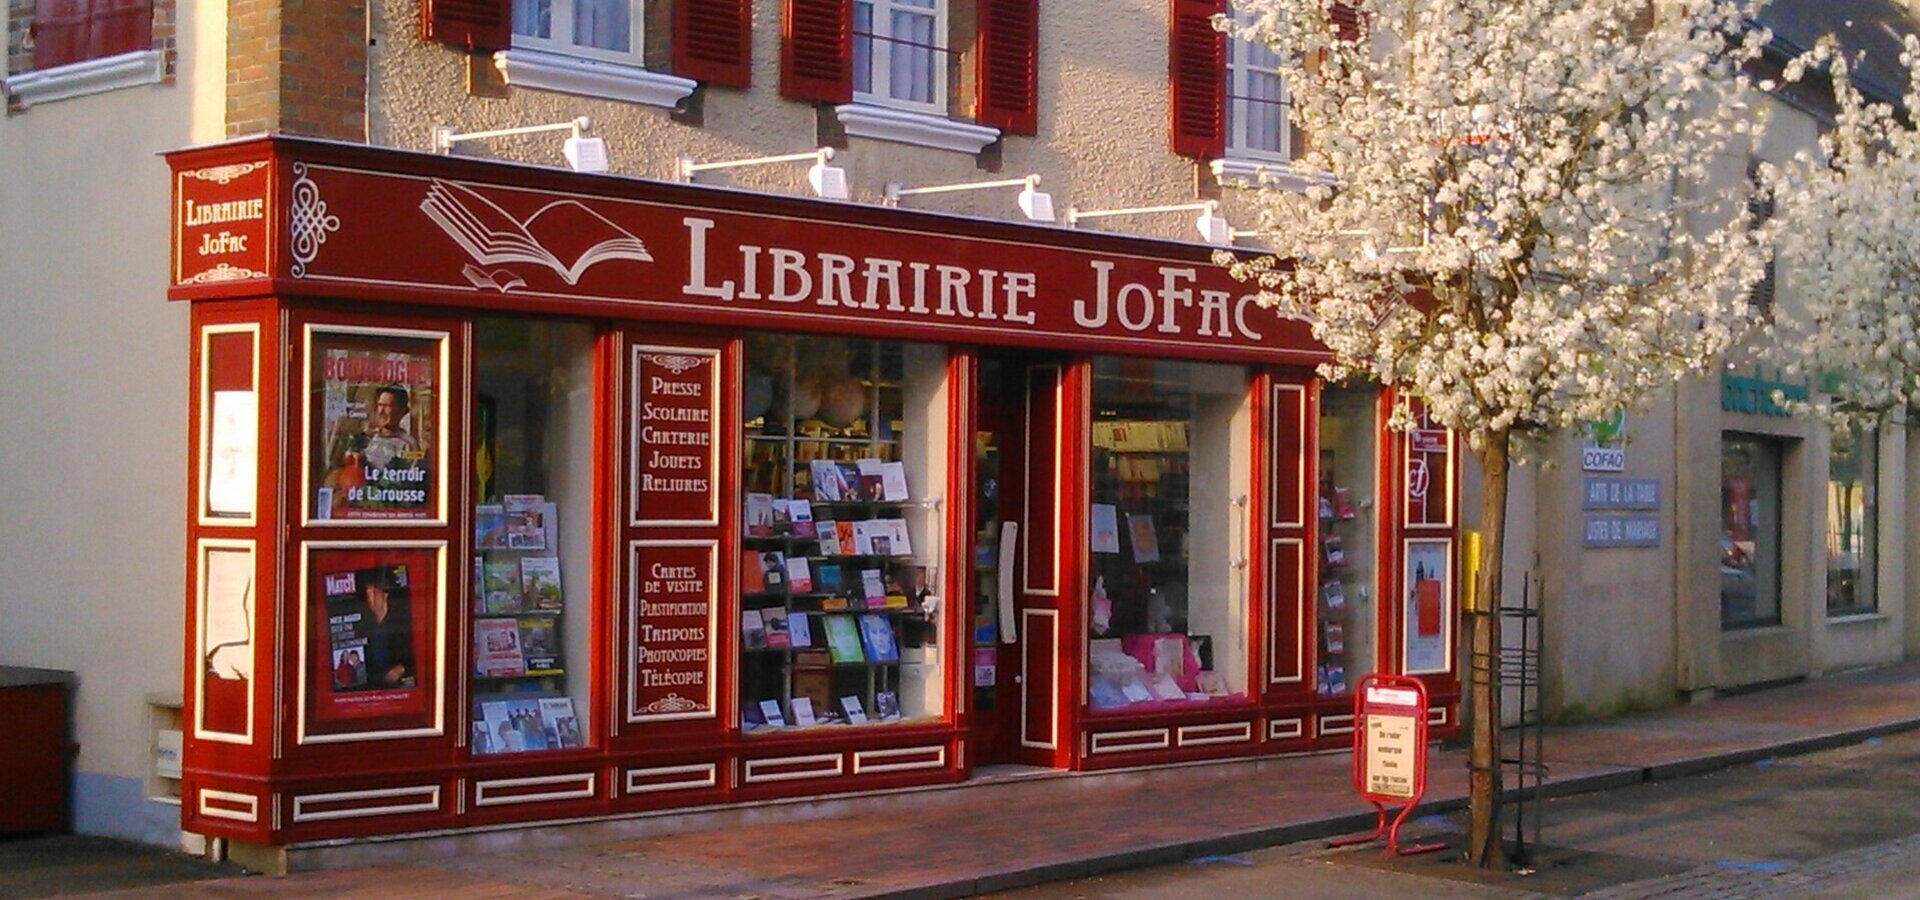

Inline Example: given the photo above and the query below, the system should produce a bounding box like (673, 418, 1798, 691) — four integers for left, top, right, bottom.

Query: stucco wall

(0, 1, 223, 845)
(366, 0, 1211, 242)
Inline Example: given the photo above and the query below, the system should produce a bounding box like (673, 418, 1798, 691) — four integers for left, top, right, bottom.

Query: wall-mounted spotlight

(676, 148, 849, 200)
(883, 175, 1055, 222)
(1064, 200, 1234, 245)
(431, 116, 608, 173)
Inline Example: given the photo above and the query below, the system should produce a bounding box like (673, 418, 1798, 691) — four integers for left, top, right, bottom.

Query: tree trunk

(1464, 430, 1510, 868)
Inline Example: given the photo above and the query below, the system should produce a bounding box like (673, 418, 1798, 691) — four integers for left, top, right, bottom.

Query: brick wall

(226, 0, 367, 140)
(6, 0, 31, 77)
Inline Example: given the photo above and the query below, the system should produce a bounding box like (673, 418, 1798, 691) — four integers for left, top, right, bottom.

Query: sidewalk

(91, 661, 1920, 900)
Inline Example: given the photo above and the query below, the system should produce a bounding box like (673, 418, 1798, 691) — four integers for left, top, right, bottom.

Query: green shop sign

(1721, 369, 1808, 417)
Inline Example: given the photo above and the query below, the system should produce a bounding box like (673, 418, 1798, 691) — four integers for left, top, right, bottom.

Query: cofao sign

(165, 137, 1328, 366)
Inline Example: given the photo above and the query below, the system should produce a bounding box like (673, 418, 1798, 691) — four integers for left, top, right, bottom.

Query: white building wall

(0, 2, 223, 845)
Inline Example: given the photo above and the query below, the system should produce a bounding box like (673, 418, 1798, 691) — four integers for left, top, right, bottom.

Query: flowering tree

(1221, 0, 1774, 865)
(1766, 38, 1920, 432)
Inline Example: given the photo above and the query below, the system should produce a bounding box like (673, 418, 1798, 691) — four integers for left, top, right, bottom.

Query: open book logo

(420, 179, 653, 291)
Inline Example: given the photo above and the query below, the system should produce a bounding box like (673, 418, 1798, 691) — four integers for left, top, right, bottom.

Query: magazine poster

(540, 697, 583, 749)
(309, 547, 438, 731)
(474, 618, 526, 677)
(825, 614, 865, 663)
(481, 698, 552, 753)
(1403, 540, 1452, 674)
(518, 614, 561, 672)
(503, 494, 549, 550)
(1127, 513, 1161, 563)
(311, 332, 441, 521)
(858, 613, 899, 662)
(520, 557, 564, 610)
(1090, 504, 1121, 554)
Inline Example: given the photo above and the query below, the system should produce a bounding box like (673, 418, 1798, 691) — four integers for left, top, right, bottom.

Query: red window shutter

(1168, 0, 1226, 158)
(975, 0, 1038, 134)
(33, 0, 91, 69)
(1328, 2, 1364, 42)
(87, 0, 152, 60)
(421, 0, 513, 52)
(675, 0, 753, 88)
(781, 0, 852, 103)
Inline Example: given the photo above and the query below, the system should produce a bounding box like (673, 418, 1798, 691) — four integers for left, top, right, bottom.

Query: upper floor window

(853, 0, 947, 113)
(28, 0, 153, 70)
(1225, 14, 1288, 161)
(513, 0, 643, 65)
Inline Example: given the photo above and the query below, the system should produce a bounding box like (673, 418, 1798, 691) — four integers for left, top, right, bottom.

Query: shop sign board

(631, 347, 720, 525)
(1581, 411, 1627, 472)
(1582, 476, 1661, 548)
(1332, 674, 1443, 856)
(167, 140, 1327, 364)
(174, 160, 272, 286)
(1581, 477, 1659, 510)
(628, 541, 718, 722)
(1583, 514, 1661, 548)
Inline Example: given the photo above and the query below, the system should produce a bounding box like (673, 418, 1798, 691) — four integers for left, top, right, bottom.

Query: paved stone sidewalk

(88, 661, 1920, 900)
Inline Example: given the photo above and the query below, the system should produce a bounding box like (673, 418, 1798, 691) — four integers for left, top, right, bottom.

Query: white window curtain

(854, 0, 945, 112)
(514, 0, 642, 63)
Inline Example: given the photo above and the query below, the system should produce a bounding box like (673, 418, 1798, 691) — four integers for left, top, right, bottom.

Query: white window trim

(494, 49, 695, 108)
(835, 103, 1000, 154)
(514, 0, 646, 67)
(4, 49, 166, 108)
(854, 0, 948, 116)
(1210, 158, 1331, 194)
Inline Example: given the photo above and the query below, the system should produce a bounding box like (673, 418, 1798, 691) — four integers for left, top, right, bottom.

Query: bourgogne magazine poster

(312, 332, 441, 521)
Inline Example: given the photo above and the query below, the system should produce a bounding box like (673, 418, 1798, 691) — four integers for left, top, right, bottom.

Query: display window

(1086, 358, 1252, 711)
(1721, 433, 1784, 628)
(738, 334, 951, 731)
(467, 319, 596, 755)
(1826, 426, 1878, 616)
(299, 542, 447, 742)
(1315, 386, 1379, 696)
(304, 326, 449, 525)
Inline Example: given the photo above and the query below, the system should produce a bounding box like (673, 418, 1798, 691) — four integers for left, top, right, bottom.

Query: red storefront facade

(170, 135, 1459, 846)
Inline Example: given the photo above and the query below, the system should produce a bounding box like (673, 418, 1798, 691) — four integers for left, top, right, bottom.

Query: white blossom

(1218, 0, 1775, 455)
(1766, 35, 1920, 432)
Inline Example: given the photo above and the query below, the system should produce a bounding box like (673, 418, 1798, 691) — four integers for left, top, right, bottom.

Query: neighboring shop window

(469, 320, 596, 755)
(1317, 387, 1377, 697)
(1826, 426, 1878, 616)
(1087, 358, 1251, 710)
(740, 335, 950, 730)
(1721, 434, 1784, 629)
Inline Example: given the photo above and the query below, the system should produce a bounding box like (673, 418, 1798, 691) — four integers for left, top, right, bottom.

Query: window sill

(1720, 623, 1792, 640)
(834, 103, 1000, 154)
(493, 49, 696, 109)
(1826, 611, 1886, 626)
(4, 49, 165, 109)
(1211, 157, 1333, 193)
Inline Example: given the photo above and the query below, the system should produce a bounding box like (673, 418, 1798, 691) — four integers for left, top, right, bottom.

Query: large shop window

(740, 335, 950, 731)
(1721, 434, 1784, 629)
(1087, 359, 1251, 711)
(1826, 426, 1878, 617)
(469, 320, 596, 754)
(1316, 386, 1376, 696)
